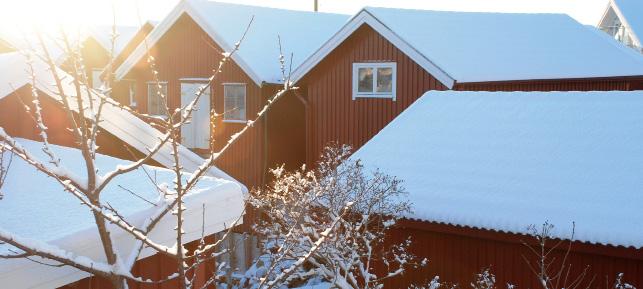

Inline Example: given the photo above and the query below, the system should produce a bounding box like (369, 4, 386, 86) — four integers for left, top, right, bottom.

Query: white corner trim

(290, 9, 456, 89)
(114, 1, 265, 87)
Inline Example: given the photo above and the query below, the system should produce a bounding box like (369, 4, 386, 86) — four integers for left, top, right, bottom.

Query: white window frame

(223, 83, 247, 123)
(352, 62, 397, 101)
(146, 81, 169, 117)
(92, 68, 104, 90)
(124, 79, 137, 108)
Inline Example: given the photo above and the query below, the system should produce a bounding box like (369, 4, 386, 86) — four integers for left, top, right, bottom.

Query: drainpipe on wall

(314, 0, 318, 12)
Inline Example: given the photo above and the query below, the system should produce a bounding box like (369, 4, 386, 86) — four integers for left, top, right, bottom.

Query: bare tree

(225, 145, 426, 289)
(521, 222, 593, 289)
(0, 15, 299, 289)
(0, 144, 12, 200)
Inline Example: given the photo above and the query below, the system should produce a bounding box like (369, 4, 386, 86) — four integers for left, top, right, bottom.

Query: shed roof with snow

(292, 7, 643, 87)
(114, 0, 350, 85)
(0, 139, 245, 289)
(351, 90, 643, 249)
(0, 52, 238, 184)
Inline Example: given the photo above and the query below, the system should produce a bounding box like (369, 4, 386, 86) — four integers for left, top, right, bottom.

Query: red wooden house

(113, 0, 349, 188)
(289, 7, 643, 166)
(351, 90, 643, 288)
(0, 50, 245, 289)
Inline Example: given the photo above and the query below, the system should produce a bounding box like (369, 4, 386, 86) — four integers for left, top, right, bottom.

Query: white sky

(0, 0, 610, 31)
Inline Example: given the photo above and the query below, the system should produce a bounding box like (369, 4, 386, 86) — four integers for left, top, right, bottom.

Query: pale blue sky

(0, 0, 610, 30)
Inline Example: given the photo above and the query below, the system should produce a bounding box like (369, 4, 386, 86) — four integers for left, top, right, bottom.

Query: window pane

(224, 85, 246, 121)
(357, 67, 373, 93)
(376, 67, 393, 93)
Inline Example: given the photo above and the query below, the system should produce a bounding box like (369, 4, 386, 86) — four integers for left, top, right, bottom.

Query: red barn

(290, 7, 643, 166)
(351, 90, 643, 288)
(113, 0, 349, 188)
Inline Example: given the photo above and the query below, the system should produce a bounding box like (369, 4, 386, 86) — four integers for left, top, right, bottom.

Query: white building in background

(598, 0, 643, 53)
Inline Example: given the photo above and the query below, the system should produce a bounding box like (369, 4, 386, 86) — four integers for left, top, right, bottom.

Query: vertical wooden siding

(454, 78, 642, 92)
(0, 86, 148, 162)
(300, 24, 448, 166)
(383, 221, 643, 289)
(122, 14, 266, 188)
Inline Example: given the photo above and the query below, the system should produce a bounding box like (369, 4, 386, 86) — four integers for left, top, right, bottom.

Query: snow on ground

(351, 90, 643, 249)
(365, 7, 643, 82)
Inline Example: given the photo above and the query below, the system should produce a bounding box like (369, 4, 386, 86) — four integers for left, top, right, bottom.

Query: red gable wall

(299, 24, 448, 166)
(119, 13, 267, 189)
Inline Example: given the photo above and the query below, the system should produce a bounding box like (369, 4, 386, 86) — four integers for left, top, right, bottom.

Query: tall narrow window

(224, 83, 246, 122)
(127, 80, 137, 108)
(147, 82, 168, 117)
(92, 69, 103, 90)
(352, 62, 396, 100)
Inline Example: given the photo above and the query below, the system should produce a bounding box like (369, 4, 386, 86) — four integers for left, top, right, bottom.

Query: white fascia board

(290, 10, 456, 89)
(115, 1, 264, 87)
(609, 0, 642, 48)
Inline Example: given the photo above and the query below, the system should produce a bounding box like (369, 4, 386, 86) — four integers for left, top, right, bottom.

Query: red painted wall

(0, 85, 154, 162)
(299, 24, 448, 166)
(455, 77, 643, 91)
(120, 13, 267, 188)
(383, 220, 643, 289)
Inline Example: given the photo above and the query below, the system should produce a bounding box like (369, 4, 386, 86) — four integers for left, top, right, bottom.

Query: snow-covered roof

(0, 139, 245, 289)
(0, 52, 239, 185)
(114, 0, 350, 85)
(351, 90, 643, 249)
(88, 24, 142, 57)
(607, 0, 643, 48)
(291, 7, 643, 87)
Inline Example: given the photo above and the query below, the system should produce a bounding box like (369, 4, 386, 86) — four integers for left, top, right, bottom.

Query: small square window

(147, 82, 168, 117)
(224, 84, 246, 122)
(352, 62, 396, 100)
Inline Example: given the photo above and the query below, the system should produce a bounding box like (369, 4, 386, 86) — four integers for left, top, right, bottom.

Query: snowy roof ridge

(0, 52, 240, 186)
(0, 139, 245, 289)
(87, 24, 141, 57)
(352, 90, 643, 249)
(291, 6, 643, 86)
(114, 0, 350, 85)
